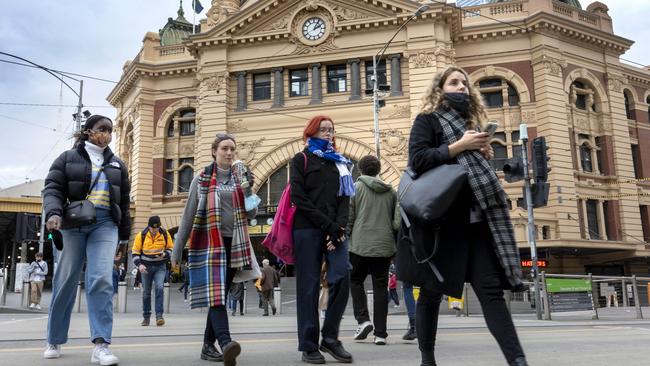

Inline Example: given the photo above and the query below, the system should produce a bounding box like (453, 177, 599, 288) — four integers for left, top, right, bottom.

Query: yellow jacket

(132, 228, 174, 266)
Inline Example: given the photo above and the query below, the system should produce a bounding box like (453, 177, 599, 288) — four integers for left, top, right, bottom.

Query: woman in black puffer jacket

(42, 115, 130, 365)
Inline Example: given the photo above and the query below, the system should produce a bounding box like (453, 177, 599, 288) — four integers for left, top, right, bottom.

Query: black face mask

(443, 93, 470, 118)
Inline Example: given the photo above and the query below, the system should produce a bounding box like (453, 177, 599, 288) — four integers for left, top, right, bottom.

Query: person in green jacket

(347, 155, 401, 346)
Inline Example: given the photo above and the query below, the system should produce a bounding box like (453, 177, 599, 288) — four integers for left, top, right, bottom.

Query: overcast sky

(0, 0, 648, 189)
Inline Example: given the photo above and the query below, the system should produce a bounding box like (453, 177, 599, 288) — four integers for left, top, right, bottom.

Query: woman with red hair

(291, 115, 355, 364)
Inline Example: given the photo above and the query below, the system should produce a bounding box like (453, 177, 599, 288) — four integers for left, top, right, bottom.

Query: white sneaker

(353, 321, 374, 340)
(91, 343, 119, 365)
(35, 304, 42, 310)
(30, 303, 36, 309)
(374, 336, 387, 345)
(43, 344, 61, 359)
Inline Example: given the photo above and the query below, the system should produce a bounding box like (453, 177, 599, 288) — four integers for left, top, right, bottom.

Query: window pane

(490, 143, 507, 171)
(165, 159, 174, 169)
(511, 131, 520, 143)
(180, 121, 195, 136)
(179, 157, 194, 166)
(494, 132, 506, 141)
(482, 91, 503, 108)
(327, 64, 347, 93)
(269, 167, 288, 207)
(507, 83, 519, 106)
(586, 199, 600, 239)
(580, 144, 592, 172)
(575, 94, 586, 110)
(290, 69, 309, 97)
(517, 198, 525, 209)
(365, 60, 387, 91)
(573, 81, 585, 89)
(595, 136, 604, 174)
(167, 122, 174, 137)
(164, 172, 174, 195)
(178, 167, 193, 193)
(180, 110, 196, 118)
(253, 73, 271, 100)
(256, 181, 269, 207)
(632, 144, 641, 179)
(624, 91, 632, 119)
(479, 79, 502, 88)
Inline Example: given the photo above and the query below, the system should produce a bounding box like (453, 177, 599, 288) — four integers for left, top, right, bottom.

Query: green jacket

(347, 175, 400, 257)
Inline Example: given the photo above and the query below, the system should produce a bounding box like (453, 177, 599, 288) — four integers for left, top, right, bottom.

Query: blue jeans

(293, 228, 351, 352)
(47, 209, 118, 344)
(141, 262, 167, 318)
(403, 282, 416, 321)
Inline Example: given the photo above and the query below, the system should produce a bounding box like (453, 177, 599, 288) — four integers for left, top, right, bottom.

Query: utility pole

(74, 80, 84, 132)
(372, 4, 429, 159)
(519, 124, 543, 320)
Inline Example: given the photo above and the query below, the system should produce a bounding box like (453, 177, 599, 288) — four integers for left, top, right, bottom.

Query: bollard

(163, 282, 171, 314)
(463, 283, 469, 317)
(75, 281, 82, 313)
(632, 276, 643, 319)
(366, 289, 374, 315)
(117, 281, 127, 313)
(589, 273, 598, 320)
(21, 281, 31, 308)
(621, 279, 629, 307)
(273, 287, 282, 314)
(0, 270, 7, 306)
(541, 272, 551, 320)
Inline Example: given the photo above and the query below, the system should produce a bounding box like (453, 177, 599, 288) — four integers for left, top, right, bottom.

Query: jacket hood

(358, 175, 391, 193)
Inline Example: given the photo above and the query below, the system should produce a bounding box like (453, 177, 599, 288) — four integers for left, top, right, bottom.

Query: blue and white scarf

(307, 137, 355, 197)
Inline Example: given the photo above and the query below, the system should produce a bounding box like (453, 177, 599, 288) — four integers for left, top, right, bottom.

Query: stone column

(388, 54, 403, 96)
(348, 59, 361, 101)
(272, 67, 284, 108)
(310, 63, 322, 105)
(581, 199, 590, 239)
(235, 71, 247, 111)
(597, 200, 608, 240)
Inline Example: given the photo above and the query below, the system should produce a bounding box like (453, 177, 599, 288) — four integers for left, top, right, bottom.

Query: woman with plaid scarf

(396, 67, 528, 366)
(172, 133, 261, 366)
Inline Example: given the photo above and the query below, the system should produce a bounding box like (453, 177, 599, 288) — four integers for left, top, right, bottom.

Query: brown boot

(141, 317, 150, 326)
(156, 317, 165, 326)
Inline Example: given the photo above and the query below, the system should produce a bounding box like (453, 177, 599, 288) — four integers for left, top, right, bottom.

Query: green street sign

(546, 278, 592, 293)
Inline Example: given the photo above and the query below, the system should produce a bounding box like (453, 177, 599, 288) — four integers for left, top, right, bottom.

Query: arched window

(489, 132, 507, 171)
(571, 80, 597, 112)
(179, 110, 196, 136)
(623, 90, 633, 120)
(177, 158, 194, 193)
(478, 78, 519, 108)
(580, 143, 592, 172)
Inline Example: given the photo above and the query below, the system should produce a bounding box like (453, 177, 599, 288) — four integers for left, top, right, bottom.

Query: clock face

(302, 17, 326, 41)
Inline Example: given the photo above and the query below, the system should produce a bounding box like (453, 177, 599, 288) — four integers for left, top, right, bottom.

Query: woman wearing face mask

(290, 115, 355, 365)
(172, 133, 260, 366)
(42, 115, 131, 365)
(396, 67, 528, 366)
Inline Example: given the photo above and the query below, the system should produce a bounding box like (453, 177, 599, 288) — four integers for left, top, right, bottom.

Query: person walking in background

(260, 259, 277, 316)
(347, 155, 400, 346)
(178, 261, 190, 302)
(397, 66, 527, 366)
(291, 115, 355, 364)
(229, 281, 245, 316)
(42, 115, 130, 365)
(172, 132, 261, 365)
(401, 282, 417, 341)
(132, 215, 174, 327)
(387, 270, 400, 308)
(28, 252, 48, 310)
(112, 253, 122, 295)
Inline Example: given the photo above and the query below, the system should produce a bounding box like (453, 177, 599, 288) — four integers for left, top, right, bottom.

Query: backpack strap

(141, 227, 168, 247)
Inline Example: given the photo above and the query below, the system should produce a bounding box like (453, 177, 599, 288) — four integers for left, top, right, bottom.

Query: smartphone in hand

(484, 121, 499, 137)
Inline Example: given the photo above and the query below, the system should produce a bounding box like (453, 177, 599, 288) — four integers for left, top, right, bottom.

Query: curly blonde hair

(419, 66, 487, 130)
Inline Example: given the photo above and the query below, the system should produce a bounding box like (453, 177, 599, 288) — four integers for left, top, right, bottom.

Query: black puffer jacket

(43, 142, 131, 240)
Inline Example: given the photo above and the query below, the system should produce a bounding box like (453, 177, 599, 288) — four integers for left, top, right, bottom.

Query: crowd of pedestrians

(37, 66, 528, 366)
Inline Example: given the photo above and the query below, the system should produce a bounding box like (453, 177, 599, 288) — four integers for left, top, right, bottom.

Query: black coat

(290, 149, 349, 235)
(396, 112, 488, 298)
(43, 142, 132, 240)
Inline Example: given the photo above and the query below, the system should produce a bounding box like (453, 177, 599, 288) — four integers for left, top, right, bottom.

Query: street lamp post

(372, 4, 429, 159)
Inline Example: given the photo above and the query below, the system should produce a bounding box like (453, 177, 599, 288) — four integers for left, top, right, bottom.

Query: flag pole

(193, 0, 196, 34)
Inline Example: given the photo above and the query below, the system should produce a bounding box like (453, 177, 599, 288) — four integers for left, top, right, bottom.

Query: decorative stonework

(236, 138, 265, 164)
(323, 1, 370, 21)
(520, 111, 536, 124)
(540, 55, 566, 77)
(206, 2, 227, 28)
(290, 7, 338, 53)
(575, 117, 589, 131)
(606, 74, 624, 92)
(226, 119, 248, 133)
(180, 144, 194, 156)
(153, 143, 164, 155)
(128, 102, 140, 123)
(199, 72, 229, 93)
(380, 129, 407, 158)
(388, 104, 410, 118)
(264, 13, 292, 31)
(410, 51, 435, 68)
(291, 37, 338, 55)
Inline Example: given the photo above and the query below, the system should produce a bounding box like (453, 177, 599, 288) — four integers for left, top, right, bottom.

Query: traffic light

(503, 157, 525, 183)
(522, 182, 551, 208)
(532, 137, 550, 183)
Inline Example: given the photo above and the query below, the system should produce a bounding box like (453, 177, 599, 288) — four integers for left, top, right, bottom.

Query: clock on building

(302, 17, 326, 41)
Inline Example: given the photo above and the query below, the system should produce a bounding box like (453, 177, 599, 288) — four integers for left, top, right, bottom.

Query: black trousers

(349, 253, 391, 338)
(416, 222, 525, 364)
(204, 237, 237, 348)
(294, 228, 350, 352)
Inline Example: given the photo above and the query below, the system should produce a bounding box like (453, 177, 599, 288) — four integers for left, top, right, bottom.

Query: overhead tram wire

(0, 113, 57, 131)
(1, 51, 376, 134)
(427, 0, 648, 69)
(0, 102, 113, 109)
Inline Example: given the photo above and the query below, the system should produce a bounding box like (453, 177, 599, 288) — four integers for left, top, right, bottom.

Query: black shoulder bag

(60, 166, 105, 230)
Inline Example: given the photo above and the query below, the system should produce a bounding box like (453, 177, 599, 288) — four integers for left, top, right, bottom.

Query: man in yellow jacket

(132, 216, 174, 326)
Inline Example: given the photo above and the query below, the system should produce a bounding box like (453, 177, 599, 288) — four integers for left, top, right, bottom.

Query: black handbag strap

(85, 166, 105, 198)
(400, 206, 444, 283)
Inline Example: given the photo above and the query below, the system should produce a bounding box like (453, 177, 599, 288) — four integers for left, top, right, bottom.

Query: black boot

(222, 340, 241, 366)
(320, 339, 353, 363)
(420, 350, 436, 366)
(301, 350, 326, 364)
(510, 357, 528, 366)
(200, 343, 223, 362)
(402, 318, 417, 340)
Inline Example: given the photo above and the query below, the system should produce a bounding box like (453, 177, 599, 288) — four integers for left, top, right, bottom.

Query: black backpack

(141, 227, 168, 247)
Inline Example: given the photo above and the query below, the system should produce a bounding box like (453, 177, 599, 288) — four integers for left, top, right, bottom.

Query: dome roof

(159, 3, 193, 46)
